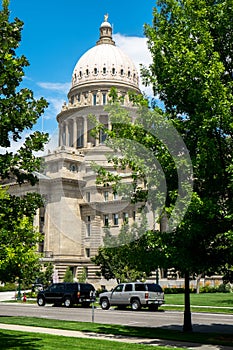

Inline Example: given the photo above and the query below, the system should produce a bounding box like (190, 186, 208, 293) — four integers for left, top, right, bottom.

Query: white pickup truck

(99, 282, 164, 311)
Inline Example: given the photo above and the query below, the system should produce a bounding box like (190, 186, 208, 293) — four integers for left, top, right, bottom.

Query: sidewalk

(0, 323, 232, 350)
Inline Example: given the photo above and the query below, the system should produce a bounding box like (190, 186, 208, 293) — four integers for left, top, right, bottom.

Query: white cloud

(37, 82, 71, 93)
(113, 33, 153, 96)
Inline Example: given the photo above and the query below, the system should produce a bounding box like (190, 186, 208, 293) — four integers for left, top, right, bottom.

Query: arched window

(120, 69, 124, 76)
(103, 67, 106, 74)
(112, 67, 116, 75)
(94, 68, 98, 75)
(86, 69, 89, 76)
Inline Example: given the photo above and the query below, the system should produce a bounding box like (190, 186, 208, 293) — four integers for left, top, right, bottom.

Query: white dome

(71, 18, 140, 92)
(72, 44, 139, 90)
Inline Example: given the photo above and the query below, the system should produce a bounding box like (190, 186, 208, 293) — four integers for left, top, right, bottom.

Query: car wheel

(100, 298, 110, 310)
(37, 296, 45, 306)
(131, 299, 141, 311)
(64, 297, 72, 308)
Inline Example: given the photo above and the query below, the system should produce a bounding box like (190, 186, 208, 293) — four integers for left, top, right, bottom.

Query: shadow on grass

(81, 323, 233, 348)
(0, 330, 41, 349)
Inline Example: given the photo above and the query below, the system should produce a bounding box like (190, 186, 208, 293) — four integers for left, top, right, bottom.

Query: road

(0, 302, 232, 334)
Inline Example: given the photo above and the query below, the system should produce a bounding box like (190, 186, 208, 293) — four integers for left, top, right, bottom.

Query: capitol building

(9, 15, 149, 288)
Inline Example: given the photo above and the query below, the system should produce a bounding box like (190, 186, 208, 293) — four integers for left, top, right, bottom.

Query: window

(128, 71, 131, 78)
(123, 212, 129, 224)
(113, 284, 123, 292)
(102, 93, 106, 105)
(120, 69, 124, 76)
(86, 217, 91, 236)
(135, 283, 146, 291)
(104, 191, 109, 201)
(93, 94, 97, 105)
(79, 71, 82, 78)
(124, 284, 133, 292)
(103, 67, 106, 74)
(104, 215, 109, 227)
(70, 164, 76, 172)
(86, 69, 89, 76)
(94, 68, 98, 75)
(113, 213, 118, 226)
(86, 223, 91, 237)
(86, 192, 91, 202)
(113, 192, 118, 200)
(112, 67, 116, 75)
(85, 248, 90, 257)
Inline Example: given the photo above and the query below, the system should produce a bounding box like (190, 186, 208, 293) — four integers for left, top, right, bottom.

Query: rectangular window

(85, 248, 90, 257)
(93, 94, 97, 105)
(104, 215, 109, 227)
(113, 192, 118, 200)
(123, 212, 129, 224)
(113, 213, 118, 226)
(86, 223, 91, 237)
(104, 191, 109, 201)
(103, 93, 106, 105)
(86, 192, 91, 202)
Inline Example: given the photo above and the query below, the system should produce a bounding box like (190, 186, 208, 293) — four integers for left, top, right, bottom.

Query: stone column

(65, 122, 69, 147)
(59, 123, 62, 147)
(83, 117, 87, 148)
(73, 118, 77, 149)
(95, 115, 100, 146)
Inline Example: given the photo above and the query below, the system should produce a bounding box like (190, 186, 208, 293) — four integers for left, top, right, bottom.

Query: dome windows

(86, 69, 89, 76)
(103, 67, 107, 74)
(94, 67, 98, 75)
(120, 69, 124, 76)
(79, 71, 82, 78)
(112, 67, 116, 75)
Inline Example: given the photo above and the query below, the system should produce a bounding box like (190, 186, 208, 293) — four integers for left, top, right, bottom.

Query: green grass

(0, 317, 232, 347)
(162, 292, 233, 313)
(164, 292, 233, 307)
(0, 329, 178, 350)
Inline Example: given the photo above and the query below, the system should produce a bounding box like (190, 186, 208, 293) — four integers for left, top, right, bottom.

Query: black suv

(37, 282, 95, 307)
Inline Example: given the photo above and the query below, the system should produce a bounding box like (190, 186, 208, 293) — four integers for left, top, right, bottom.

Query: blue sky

(5, 0, 156, 149)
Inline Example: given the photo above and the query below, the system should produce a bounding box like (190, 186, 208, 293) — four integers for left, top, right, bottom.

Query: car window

(124, 284, 133, 292)
(135, 283, 146, 291)
(113, 284, 123, 292)
(146, 283, 163, 292)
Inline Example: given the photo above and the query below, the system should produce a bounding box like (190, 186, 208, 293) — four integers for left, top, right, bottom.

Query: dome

(71, 17, 140, 92)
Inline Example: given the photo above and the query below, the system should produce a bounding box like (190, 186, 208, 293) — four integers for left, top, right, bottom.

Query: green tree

(142, 0, 233, 331)
(63, 267, 74, 283)
(0, 1, 49, 283)
(36, 262, 54, 288)
(92, 93, 232, 332)
(92, 212, 165, 283)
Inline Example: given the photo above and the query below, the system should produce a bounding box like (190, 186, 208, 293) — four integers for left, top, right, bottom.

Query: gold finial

(104, 13, 109, 22)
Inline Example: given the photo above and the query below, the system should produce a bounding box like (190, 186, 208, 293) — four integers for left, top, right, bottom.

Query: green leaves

(0, 2, 49, 283)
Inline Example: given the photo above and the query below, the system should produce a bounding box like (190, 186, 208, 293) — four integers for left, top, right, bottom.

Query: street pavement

(0, 292, 232, 349)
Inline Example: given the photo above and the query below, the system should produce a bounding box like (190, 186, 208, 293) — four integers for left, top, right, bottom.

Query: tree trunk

(183, 271, 192, 332)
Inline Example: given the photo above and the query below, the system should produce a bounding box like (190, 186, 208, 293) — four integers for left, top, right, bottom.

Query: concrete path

(0, 323, 232, 350)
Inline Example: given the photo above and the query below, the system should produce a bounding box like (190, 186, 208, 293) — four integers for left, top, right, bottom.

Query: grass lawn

(0, 316, 232, 347)
(162, 292, 233, 313)
(164, 292, 233, 307)
(0, 329, 178, 350)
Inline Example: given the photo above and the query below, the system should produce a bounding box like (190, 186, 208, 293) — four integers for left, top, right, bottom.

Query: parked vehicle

(37, 282, 95, 307)
(99, 282, 164, 311)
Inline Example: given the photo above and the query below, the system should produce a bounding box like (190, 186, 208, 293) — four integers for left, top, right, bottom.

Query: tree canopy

(92, 0, 233, 332)
(0, 1, 49, 284)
